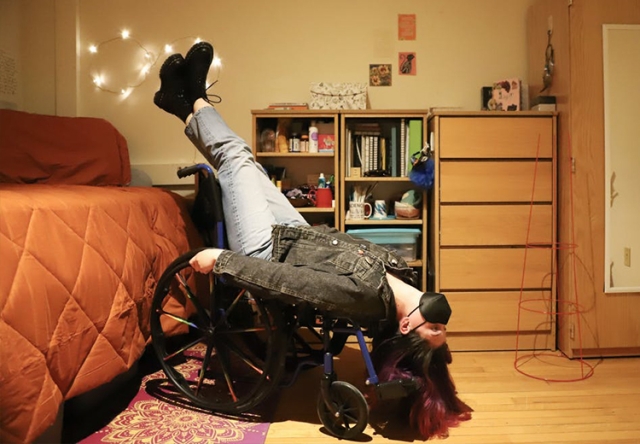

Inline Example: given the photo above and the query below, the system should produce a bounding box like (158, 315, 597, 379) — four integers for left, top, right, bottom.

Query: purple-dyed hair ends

(370, 331, 472, 439)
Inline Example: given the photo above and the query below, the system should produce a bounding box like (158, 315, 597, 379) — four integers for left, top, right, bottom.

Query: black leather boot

(153, 54, 192, 122)
(184, 42, 214, 104)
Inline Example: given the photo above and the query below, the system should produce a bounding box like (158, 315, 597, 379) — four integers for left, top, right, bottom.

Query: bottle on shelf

(309, 121, 319, 153)
(290, 133, 300, 152)
(318, 173, 326, 188)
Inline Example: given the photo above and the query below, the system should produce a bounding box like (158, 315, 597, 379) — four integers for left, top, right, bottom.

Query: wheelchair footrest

(375, 378, 420, 400)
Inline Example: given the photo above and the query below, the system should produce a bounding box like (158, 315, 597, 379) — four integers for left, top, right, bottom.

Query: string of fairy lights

(87, 30, 222, 97)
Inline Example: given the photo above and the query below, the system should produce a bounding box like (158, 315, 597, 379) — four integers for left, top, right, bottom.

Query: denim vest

(213, 224, 416, 325)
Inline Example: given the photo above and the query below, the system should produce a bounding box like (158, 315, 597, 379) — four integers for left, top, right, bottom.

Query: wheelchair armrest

(176, 163, 213, 179)
(375, 377, 420, 400)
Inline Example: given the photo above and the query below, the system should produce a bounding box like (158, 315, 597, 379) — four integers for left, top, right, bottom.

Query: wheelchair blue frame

(160, 164, 417, 439)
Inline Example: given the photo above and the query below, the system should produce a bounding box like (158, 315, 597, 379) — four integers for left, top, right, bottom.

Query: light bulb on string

(87, 31, 156, 95)
(87, 32, 221, 98)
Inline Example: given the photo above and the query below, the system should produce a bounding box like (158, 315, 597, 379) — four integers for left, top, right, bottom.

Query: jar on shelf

(290, 133, 300, 152)
(260, 129, 276, 152)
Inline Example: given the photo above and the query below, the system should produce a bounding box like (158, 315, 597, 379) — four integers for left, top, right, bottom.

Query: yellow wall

(4, 0, 535, 182)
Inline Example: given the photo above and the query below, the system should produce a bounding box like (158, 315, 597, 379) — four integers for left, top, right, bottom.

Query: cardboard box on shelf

(309, 82, 367, 110)
(318, 134, 335, 153)
(531, 103, 557, 111)
(530, 95, 557, 111)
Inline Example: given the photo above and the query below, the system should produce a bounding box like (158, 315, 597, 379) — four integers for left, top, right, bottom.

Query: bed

(0, 109, 202, 443)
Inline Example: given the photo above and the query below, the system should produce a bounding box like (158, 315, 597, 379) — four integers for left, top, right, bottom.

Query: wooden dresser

(428, 112, 557, 351)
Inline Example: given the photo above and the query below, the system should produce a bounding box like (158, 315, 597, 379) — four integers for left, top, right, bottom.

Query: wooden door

(528, 0, 640, 357)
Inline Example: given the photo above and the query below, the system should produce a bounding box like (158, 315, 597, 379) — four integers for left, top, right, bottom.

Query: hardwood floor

(266, 345, 640, 443)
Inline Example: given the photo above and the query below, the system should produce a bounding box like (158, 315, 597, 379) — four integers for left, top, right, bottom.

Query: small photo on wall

(398, 14, 416, 40)
(399, 52, 416, 75)
(370, 64, 392, 86)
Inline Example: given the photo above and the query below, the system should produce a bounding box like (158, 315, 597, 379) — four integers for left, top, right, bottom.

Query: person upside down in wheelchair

(153, 41, 472, 439)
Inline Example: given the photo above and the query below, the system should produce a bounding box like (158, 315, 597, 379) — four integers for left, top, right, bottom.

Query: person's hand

(189, 248, 224, 274)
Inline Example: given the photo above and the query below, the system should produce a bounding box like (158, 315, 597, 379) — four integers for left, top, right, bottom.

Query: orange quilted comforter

(0, 184, 200, 443)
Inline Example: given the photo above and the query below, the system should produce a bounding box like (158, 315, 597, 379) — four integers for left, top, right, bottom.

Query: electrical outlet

(569, 324, 575, 340)
(624, 247, 631, 267)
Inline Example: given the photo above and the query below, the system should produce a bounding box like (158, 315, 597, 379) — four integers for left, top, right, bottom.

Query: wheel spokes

(342, 412, 358, 427)
(220, 338, 265, 375)
(151, 250, 287, 413)
(196, 340, 216, 394)
(212, 289, 247, 331)
(217, 326, 271, 334)
(156, 310, 200, 330)
(163, 335, 206, 362)
(215, 342, 238, 402)
(174, 272, 211, 325)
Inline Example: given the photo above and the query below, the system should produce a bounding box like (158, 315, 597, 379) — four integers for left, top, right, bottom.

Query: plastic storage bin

(346, 228, 421, 261)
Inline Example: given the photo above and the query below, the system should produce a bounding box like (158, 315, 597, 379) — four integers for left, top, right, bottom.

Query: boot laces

(205, 80, 222, 105)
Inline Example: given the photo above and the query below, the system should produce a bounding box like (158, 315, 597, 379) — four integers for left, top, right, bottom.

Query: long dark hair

(370, 327, 472, 439)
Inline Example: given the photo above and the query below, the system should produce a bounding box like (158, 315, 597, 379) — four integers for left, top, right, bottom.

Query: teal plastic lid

(347, 228, 421, 235)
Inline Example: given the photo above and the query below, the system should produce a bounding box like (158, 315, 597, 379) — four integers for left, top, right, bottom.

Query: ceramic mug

(372, 199, 388, 219)
(349, 201, 372, 220)
(308, 187, 332, 208)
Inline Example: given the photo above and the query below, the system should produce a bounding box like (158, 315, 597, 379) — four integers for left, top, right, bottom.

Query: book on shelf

(400, 119, 406, 177)
(389, 125, 397, 177)
(407, 119, 422, 172)
(531, 103, 556, 111)
(530, 95, 556, 111)
(345, 119, 421, 179)
(267, 102, 309, 110)
(318, 134, 335, 153)
(346, 128, 352, 176)
(490, 78, 521, 111)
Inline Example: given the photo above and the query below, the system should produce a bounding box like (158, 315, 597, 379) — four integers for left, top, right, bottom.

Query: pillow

(0, 109, 131, 186)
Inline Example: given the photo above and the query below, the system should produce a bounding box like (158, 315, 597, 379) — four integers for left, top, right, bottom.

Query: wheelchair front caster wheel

(317, 381, 369, 440)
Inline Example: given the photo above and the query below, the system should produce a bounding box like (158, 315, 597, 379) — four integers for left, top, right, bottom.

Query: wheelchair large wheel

(150, 249, 288, 413)
(317, 381, 369, 439)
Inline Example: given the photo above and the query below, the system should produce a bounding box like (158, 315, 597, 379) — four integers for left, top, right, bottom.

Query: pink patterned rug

(79, 361, 271, 444)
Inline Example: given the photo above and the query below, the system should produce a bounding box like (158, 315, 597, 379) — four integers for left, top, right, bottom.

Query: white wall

(0, 0, 25, 109)
(5, 0, 536, 183)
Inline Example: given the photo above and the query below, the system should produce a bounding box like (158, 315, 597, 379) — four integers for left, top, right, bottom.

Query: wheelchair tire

(317, 381, 369, 440)
(150, 248, 288, 413)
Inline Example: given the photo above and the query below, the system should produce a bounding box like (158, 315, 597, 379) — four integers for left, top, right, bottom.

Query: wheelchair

(150, 164, 419, 440)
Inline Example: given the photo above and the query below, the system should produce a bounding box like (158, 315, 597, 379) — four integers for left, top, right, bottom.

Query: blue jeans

(184, 107, 414, 325)
(185, 107, 308, 259)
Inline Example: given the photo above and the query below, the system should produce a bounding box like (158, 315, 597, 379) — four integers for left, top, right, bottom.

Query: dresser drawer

(446, 291, 552, 333)
(439, 161, 553, 203)
(440, 204, 553, 246)
(439, 247, 552, 290)
(439, 117, 553, 158)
